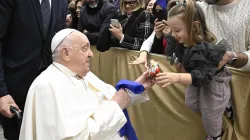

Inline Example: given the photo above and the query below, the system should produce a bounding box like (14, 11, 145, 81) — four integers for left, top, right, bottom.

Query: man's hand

(109, 24, 124, 41)
(154, 19, 165, 39)
(129, 51, 148, 69)
(112, 89, 131, 110)
(135, 72, 156, 89)
(0, 95, 20, 118)
(218, 51, 233, 69)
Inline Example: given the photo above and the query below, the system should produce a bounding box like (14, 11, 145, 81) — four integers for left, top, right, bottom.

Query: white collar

(52, 62, 84, 79)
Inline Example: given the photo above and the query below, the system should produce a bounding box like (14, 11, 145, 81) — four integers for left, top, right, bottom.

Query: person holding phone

(96, 0, 155, 52)
(130, 0, 169, 67)
(77, 0, 118, 45)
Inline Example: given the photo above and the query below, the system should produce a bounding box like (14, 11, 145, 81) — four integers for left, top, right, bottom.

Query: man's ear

(60, 47, 70, 62)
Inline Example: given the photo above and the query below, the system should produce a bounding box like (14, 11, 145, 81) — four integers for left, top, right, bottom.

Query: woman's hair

(167, 0, 216, 46)
(120, 0, 145, 14)
(145, 0, 151, 9)
(75, 0, 84, 7)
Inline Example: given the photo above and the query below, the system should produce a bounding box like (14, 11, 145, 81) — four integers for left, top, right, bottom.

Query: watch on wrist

(228, 51, 237, 65)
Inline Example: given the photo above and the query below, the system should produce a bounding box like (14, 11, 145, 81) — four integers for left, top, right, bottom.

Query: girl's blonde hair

(120, 0, 145, 14)
(168, 0, 216, 46)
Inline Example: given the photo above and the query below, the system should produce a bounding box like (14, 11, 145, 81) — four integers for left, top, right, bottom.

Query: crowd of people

(0, 0, 249, 140)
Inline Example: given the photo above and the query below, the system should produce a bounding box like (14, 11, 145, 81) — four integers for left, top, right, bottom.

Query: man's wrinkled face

(204, 0, 222, 4)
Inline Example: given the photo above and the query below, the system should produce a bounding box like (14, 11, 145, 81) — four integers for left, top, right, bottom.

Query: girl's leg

(185, 85, 200, 112)
(200, 68, 232, 138)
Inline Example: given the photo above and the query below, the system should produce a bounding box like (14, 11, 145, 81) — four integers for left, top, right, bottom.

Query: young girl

(155, 0, 231, 140)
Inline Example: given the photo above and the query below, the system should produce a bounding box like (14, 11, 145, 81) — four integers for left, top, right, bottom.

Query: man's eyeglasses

(123, 0, 137, 6)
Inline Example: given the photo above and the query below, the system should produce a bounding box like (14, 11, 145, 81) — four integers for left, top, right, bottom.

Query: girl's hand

(156, 72, 180, 87)
(109, 24, 124, 41)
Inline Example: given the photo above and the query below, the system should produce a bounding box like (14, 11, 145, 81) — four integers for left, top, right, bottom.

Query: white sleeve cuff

(119, 34, 125, 43)
(125, 88, 150, 107)
(140, 31, 155, 52)
(240, 51, 250, 71)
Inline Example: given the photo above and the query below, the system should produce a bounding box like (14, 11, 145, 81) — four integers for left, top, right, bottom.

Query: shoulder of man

(101, 1, 116, 11)
(196, 1, 209, 9)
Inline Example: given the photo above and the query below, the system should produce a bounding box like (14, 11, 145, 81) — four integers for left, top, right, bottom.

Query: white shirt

(140, 31, 155, 52)
(39, 0, 51, 7)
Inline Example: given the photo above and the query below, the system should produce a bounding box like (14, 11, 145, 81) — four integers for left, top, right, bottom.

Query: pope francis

(19, 29, 155, 140)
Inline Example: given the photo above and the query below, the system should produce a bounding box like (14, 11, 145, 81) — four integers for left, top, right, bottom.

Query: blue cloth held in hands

(115, 80, 145, 140)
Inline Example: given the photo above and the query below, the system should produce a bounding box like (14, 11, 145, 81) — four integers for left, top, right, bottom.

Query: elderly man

(19, 29, 154, 140)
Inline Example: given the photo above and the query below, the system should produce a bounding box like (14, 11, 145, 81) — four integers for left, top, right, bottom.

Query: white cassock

(19, 62, 148, 140)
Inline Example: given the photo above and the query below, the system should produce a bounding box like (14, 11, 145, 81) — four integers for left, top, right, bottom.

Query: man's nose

(88, 49, 94, 57)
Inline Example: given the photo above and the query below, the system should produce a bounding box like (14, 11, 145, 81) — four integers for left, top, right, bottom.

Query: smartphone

(154, 9, 167, 21)
(110, 19, 119, 28)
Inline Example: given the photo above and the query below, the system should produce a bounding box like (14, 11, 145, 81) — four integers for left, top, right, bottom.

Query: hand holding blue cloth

(115, 80, 145, 140)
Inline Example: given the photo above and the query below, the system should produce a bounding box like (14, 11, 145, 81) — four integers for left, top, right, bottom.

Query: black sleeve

(0, 0, 14, 97)
(96, 27, 114, 52)
(187, 49, 218, 87)
(151, 35, 163, 54)
(85, 6, 118, 44)
(164, 35, 178, 56)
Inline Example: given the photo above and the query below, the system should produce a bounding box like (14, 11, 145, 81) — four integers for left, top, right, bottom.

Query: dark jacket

(97, 8, 155, 52)
(78, 0, 118, 44)
(0, 0, 67, 102)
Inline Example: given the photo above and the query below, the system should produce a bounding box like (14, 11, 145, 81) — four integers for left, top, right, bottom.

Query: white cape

(19, 64, 127, 140)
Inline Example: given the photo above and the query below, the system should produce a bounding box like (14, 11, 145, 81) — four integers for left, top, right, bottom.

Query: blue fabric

(156, 0, 168, 9)
(115, 80, 145, 94)
(115, 80, 145, 140)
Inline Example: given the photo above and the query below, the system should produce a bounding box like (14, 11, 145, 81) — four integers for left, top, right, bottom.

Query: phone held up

(110, 19, 120, 28)
(153, 5, 167, 21)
